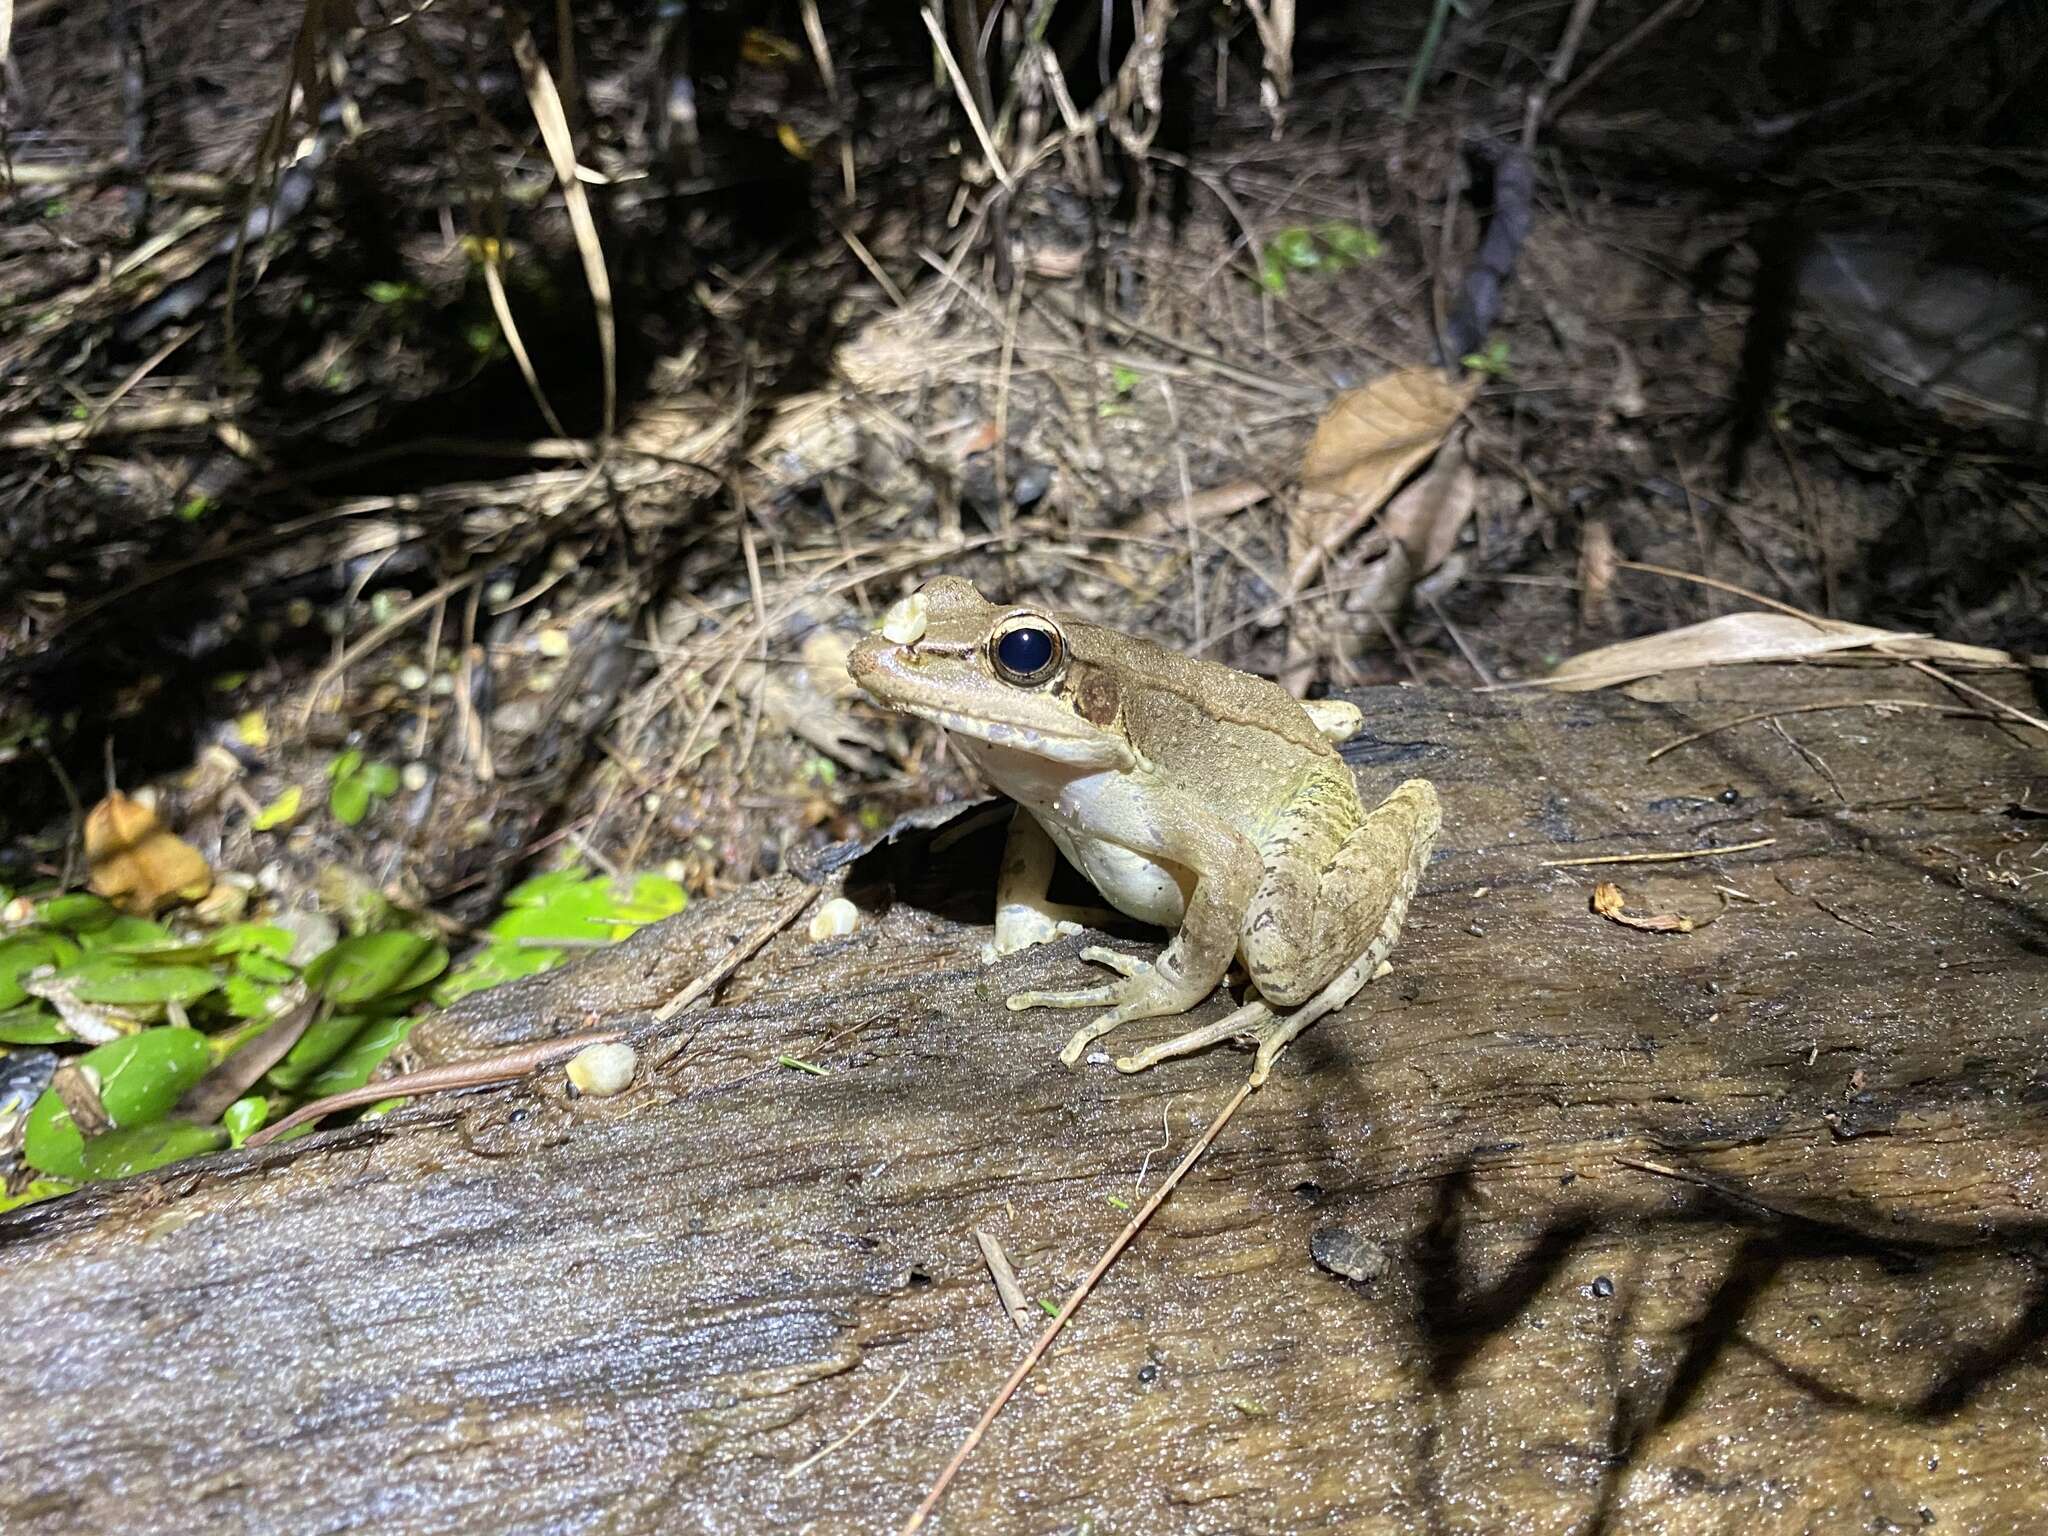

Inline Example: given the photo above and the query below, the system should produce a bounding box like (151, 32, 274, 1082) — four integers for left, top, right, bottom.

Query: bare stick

(1542, 837, 1776, 868)
(244, 1028, 623, 1149)
(974, 1230, 1038, 1336)
(1647, 698, 1978, 762)
(1906, 659, 2048, 740)
(897, 1077, 1256, 1535)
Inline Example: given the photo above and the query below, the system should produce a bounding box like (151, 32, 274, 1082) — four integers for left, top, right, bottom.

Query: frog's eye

(991, 621, 1062, 685)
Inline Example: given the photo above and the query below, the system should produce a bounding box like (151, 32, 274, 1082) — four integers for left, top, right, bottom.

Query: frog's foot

(1113, 999, 1276, 1075)
(1114, 953, 1399, 1084)
(1007, 946, 1211, 1066)
(981, 907, 1088, 964)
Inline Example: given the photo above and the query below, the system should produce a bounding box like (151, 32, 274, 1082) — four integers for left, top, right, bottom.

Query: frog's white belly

(955, 737, 1193, 929)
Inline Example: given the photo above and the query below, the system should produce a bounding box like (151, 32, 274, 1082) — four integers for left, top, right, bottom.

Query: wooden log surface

(3, 664, 2045, 1535)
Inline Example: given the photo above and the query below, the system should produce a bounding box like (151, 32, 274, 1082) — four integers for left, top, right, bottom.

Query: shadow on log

(3, 666, 2045, 1534)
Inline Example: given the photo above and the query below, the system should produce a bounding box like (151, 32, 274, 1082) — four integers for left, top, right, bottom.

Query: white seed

(400, 761, 430, 792)
(808, 896, 861, 942)
(566, 1042, 637, 1097)
(880, 591, 928, 645)
(398, 664, 430, 690)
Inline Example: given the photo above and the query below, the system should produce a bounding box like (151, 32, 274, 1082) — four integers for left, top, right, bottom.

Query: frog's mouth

(847, 636, 1134, 769)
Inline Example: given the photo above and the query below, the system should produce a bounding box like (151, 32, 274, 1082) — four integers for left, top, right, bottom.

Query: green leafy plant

(436, 867, 687, 1004)
(327, 749, 401, 826)
(1255, 221, 1384, 296)
(1460, 338, 1512, 377)
(0, 860, 684, 1213)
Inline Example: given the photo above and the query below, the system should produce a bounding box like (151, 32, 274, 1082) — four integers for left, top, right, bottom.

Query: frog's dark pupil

(997, 626, 1055, 678)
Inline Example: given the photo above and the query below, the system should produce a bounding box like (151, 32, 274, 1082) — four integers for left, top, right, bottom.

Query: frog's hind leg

(1116, 778, 1439, 1082)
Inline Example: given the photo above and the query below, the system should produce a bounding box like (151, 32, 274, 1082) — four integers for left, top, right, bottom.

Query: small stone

(536, 627, 571, 658)
(1310, 1226, 1388, 1283)
(567, 1042, 637, 1097)
(400, 762, 430, 792)
(1591, 1274, 1615, 1298)
(429, 672, 457, 697)
(398, 664, 430, 690)
(808, 897, 861, 942)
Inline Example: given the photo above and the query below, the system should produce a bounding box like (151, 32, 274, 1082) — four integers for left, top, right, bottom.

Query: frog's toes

(1076, 945, 1148, 978)
(1007, 980, 1121, 1013)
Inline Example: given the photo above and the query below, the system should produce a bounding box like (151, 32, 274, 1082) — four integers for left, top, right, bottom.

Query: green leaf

(615, 874, 688, 925)
(79, 916, 177, 953)
(91, 1027, 215, 1124)
(433, 942, 561, 1005)
(20, 1026, 214, 1178)
(1269, 226, 1321, 271)
(328, 749, 364, 782)
(304, 932, 447, 1007)
(22, 1092, 88, 1180)
(36, 893, 118, 933)
(221, 973, 285, 1020)
(81, 1121, 228, 1181)
(503, 866, 596, 906)
(304, 1014, 417, 1098)
(0, 1178, 77, 1214)
(329, 776, 371, 826)
(1316, 221, 1383, 263)
(252, 785, 303, 831)
(233, 949, 297, 985)
(1109, 362, 1141, 396)
(266, 1011, 375, 1091)
(0, 932, 80, 1009)
(1257, 249, 1289, 295)
(57, 956, 222, 1007)
(0, 1003, 67, 1044)
(223, 1096, 270, 1148)
(358, 761, 401, 796)
(215, 924, 295, 960)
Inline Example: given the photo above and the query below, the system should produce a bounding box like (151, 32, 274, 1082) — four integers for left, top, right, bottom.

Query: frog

(846, 576, 1440, 1086)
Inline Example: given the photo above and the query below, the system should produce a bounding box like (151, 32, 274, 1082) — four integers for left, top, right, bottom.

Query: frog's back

(1062, 616, 1338, 804)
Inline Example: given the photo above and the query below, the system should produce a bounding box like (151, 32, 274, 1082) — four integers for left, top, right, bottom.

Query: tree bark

(4, 665, 2045, 1535)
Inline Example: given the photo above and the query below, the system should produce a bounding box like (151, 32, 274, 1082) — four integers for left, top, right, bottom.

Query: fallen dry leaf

(1591, 881, 1694, 934)
(1289, 366, 1477, 593)
(1538, 611, 2034, 693)
(85, 791, 213, 915)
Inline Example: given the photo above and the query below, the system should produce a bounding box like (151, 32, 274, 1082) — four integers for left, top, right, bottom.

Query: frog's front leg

(1004, 798, 1263, 1066)
(1116, 777, 1441, 1083)
(986, 807, 1117, 959)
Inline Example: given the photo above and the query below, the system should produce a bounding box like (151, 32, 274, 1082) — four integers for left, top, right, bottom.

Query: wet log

(3, 664, 2045, 1535)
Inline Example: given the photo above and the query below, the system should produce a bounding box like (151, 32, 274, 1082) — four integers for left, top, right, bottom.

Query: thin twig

(785, 1375, 909, 1477)
(974, 1230, 1038, 1336)
(653, 882, 820, 1025)
(244, 1027, 624, 1149)
(1906, 658, 2048, 740)
(897, 1077, 1257, 1535)
(1542, 837, 1776, 868)
(921, 6, 1012, 189)
(1647, 698, 1977, 761)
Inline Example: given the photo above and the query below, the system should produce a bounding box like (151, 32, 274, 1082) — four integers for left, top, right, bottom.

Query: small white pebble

(880, 591, 928, 645)
(486, 578, 517, 606)
(429, 672, 457, 697)
(400, 761, 430, 792)
(808, 897, 861, 942)
(536, 627, 571, 658)
(567, 1042, 637, 1097)
(398, 664, 430, 690)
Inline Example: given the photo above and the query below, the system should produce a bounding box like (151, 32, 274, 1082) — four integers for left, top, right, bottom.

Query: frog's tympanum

(848, 577, 1440, 1085)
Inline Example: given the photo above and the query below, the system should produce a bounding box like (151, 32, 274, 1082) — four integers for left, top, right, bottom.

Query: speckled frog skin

(848, 576, 1439, 1084)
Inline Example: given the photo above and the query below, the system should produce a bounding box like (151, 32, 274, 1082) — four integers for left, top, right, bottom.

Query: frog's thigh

(1242, 778, 1441, 1008)
(991, 808, 1114, 956)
